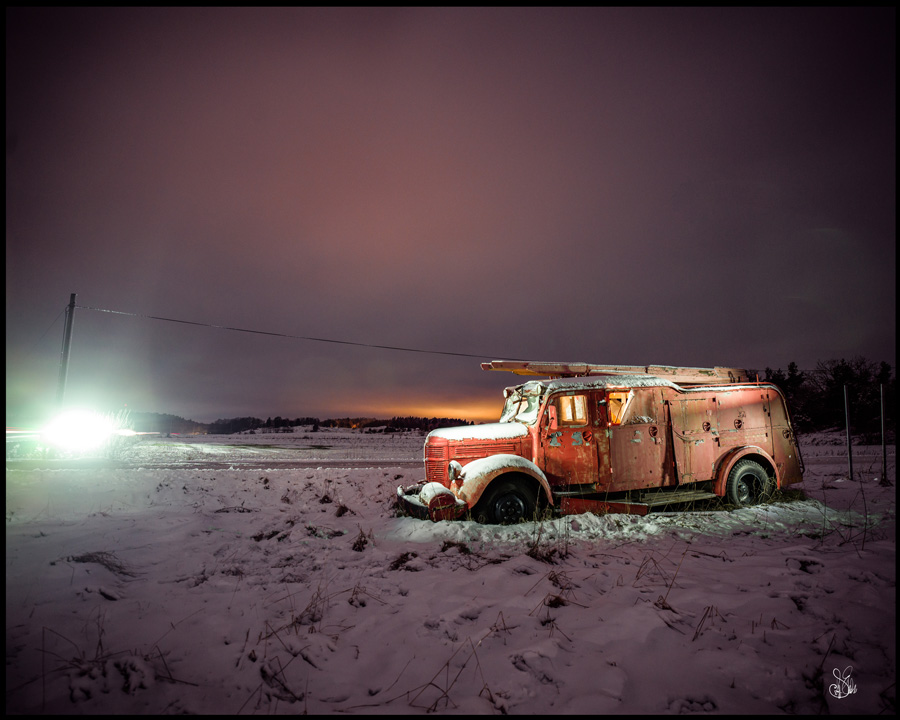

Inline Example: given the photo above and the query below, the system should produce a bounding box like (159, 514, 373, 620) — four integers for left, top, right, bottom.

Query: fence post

(880, 383, 891, 486)
(844, 385, 853, 482)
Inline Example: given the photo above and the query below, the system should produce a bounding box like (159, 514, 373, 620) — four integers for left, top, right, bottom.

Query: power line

(30, 306, 66, 352)
(75, 304, 524, 361)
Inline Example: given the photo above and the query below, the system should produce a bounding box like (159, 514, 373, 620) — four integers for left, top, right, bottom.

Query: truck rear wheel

(726, 459, 775, 507)
(473, 479, 537, 525)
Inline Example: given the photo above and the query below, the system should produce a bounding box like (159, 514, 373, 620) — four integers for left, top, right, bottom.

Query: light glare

(42, 410, 118, 452)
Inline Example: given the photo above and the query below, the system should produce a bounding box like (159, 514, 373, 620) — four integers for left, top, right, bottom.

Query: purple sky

(6, 8, 896, 424)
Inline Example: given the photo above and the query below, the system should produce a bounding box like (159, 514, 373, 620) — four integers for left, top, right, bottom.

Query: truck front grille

(452, 441, 518, 459)
(425, 443, 448, 483)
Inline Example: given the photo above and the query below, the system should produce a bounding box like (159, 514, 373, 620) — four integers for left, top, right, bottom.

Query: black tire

(726, 459, 775, 507)
(473, 478, 537, 525)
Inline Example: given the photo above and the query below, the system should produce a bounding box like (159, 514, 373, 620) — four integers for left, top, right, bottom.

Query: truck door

(606, 388, 671, 491)
(541, 392, 598, 487)
(670, 395, 719, 483)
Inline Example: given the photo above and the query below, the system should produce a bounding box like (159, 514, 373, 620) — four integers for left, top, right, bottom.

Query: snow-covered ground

(6, 428, 895, 714)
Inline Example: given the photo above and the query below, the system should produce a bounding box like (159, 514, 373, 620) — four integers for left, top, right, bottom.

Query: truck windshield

(499, 389, 542, 425)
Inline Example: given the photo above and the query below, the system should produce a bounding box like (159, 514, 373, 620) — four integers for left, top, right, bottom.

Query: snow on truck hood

(427, 422, 528, 441)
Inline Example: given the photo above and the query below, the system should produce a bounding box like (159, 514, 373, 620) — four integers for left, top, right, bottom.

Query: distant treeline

(128, 413, 472, 435)
(753, 357, 894, 439)
(127, 357, 894, 439)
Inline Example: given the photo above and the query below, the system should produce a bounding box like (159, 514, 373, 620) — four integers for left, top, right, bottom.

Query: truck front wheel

(473, 479, 537, 524)
(726, 459, 775, 507)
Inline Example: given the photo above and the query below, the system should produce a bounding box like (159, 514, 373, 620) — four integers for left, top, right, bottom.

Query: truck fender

(713, 446, 779, 497)
(455, 454, 554, 509)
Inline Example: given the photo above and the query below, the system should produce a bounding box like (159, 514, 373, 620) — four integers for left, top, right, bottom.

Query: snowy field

(6, 428, 896, 714)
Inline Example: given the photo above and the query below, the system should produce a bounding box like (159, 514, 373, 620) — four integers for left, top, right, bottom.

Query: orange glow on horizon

(330, 392, 505, 424)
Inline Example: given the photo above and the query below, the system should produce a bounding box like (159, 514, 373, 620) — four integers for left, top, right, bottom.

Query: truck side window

(557, 395, 587, 426)
(607, 391, 633, 425)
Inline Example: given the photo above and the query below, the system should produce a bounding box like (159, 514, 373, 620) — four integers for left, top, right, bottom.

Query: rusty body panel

(396, 362, 804, 523)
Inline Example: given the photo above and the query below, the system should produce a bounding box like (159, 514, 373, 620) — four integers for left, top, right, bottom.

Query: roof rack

(481, 360, 751, 385)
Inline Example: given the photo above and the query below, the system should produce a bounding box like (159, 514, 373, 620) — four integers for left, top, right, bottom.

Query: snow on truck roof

(507, 374, 681, 394)
(506, 375, 778, 396)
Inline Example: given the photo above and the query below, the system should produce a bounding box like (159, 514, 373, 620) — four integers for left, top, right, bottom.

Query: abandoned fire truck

(396, 361, 804, 523)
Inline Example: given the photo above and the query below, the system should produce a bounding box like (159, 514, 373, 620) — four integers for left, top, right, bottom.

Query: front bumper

(396, 482, 469, 522)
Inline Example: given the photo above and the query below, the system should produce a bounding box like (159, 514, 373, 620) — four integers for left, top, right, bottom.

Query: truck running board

(557, 490, 719, 517)
(639, 490, 719, 507)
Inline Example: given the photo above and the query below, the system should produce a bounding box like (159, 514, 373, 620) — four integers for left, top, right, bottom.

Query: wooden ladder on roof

(481, 360, 751, 385)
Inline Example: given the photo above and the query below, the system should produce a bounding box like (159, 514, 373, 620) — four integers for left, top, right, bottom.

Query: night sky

(6, 8, 896, 425)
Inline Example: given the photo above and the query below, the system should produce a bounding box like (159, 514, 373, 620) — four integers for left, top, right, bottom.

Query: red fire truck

(396, 361, 804, 523)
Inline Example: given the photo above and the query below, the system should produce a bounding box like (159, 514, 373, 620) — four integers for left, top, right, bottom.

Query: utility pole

(56, 293, 77, 408)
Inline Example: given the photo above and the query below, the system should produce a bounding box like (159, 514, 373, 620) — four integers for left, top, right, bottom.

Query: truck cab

(397, 361, 804, 523)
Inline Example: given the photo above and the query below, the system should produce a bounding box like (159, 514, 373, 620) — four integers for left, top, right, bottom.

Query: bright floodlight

(42, 410, 119, 453)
